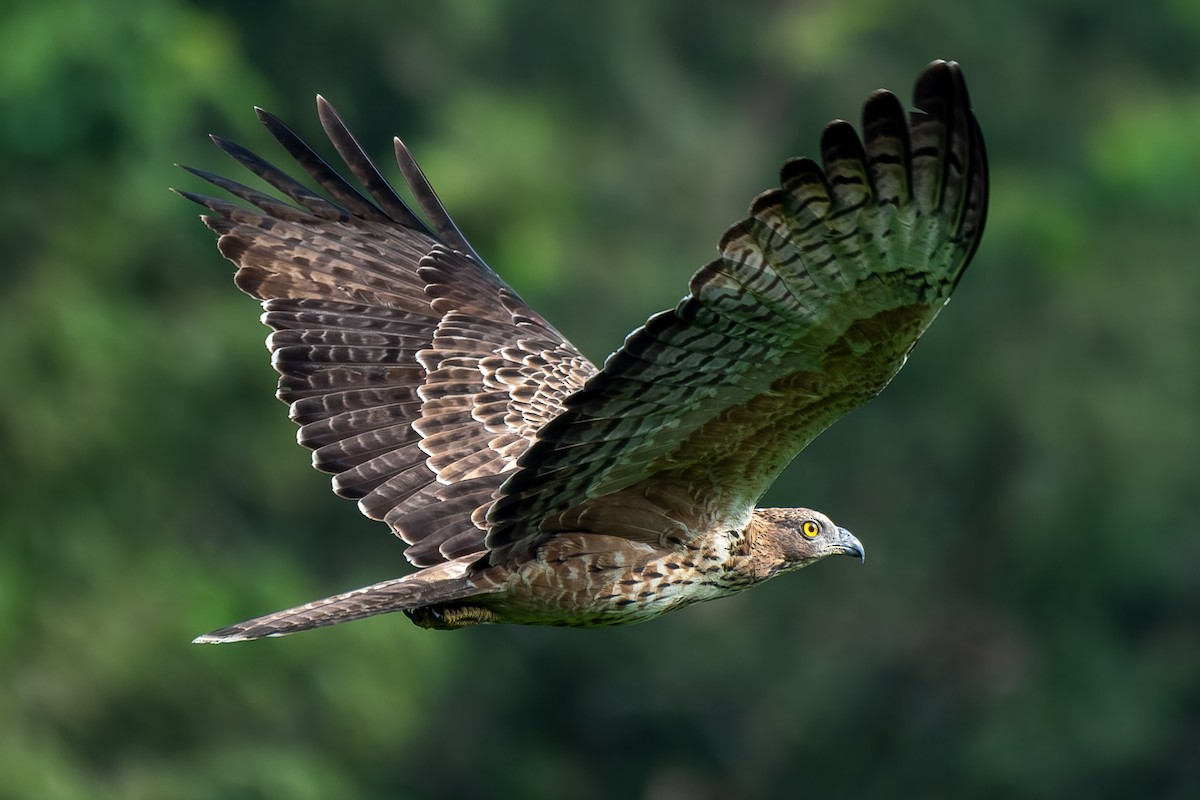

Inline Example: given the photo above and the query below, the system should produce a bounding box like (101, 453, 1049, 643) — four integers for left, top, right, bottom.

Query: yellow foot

(405, 604, 498, 630)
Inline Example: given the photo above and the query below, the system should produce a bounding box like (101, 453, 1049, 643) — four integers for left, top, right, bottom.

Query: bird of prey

(180, 60, 987, 643)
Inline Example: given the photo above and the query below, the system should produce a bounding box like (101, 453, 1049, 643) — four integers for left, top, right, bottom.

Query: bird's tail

(193, 560, 489, 644)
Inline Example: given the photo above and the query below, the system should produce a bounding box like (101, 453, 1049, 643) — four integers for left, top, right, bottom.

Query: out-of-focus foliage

(3, 0, 1198, 797)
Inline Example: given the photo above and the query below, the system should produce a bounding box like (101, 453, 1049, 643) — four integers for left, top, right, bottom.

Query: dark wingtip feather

(859, 87, 910, 204)
(209, 132, 241, 156)
(249, 101, 388, 222)
(171, 185, 207, 206)
(778, 156, 825, 188)
(910, 59, 988, 281)
(315, 95, 434, 232)
(913, 59, 957, 113)
(391, 137, 488, 265)
(861, 89, 906, 130)
(172, 184, 242, 218)
(820, 119, 867, 166)
(314, 94, 335, 120)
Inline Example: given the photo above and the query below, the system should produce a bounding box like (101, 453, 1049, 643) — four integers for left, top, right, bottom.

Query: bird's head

(755, 507, 865, 574)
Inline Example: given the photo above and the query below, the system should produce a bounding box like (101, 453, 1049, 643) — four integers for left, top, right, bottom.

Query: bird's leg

(405, 603, 499, 630)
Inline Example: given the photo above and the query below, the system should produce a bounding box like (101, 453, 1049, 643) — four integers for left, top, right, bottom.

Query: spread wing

(178, 97, 596, 567)
(484, 60, 988, 562)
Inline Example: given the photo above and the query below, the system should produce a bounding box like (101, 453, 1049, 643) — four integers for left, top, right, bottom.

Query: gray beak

(834, 526, 865, 563)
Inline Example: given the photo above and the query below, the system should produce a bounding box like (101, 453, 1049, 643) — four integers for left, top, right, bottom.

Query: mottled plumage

(181, 60, 987, 643)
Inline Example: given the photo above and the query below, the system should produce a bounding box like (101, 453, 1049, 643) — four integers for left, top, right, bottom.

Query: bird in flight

(180, 60, 987, 643)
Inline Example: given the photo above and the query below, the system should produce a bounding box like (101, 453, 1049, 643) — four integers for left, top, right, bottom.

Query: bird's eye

(801, 521, 820, 538)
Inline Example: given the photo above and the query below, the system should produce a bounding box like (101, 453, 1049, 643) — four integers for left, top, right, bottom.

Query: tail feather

(193, 560, 487, 643)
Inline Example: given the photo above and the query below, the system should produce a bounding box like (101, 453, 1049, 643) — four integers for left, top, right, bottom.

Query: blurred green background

(3, 0, 1198, 797)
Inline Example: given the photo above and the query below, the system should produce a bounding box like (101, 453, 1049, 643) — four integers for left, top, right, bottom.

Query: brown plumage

(180, 60, 987, 643)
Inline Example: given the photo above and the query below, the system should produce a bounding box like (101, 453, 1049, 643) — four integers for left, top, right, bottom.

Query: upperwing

(484, 60, 988, 562)
(179, 97, 597, 567)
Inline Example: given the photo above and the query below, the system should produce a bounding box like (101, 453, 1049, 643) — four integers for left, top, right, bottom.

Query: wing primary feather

(253, 105, 395, 225)
(172, 188, 242, 219)
(393, 138, 487, 265)
(314, 95, 434, 233)
(957, 118, 989, 273)
(175, 166, 312, 221)
(860, 89, 911, 206)
(209, 131, 348, 220)
(819, 119, 873, 211)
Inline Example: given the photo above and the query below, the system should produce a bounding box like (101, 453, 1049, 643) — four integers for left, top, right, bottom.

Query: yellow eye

(801, 521, 820, 538)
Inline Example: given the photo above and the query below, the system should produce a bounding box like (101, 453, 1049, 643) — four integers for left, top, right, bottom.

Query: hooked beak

(833, 527, 865, 563)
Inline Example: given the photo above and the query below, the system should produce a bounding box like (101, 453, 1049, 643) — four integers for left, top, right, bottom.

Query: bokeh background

(3, 1, 1198, 797)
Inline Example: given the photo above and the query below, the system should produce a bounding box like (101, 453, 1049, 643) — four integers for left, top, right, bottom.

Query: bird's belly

(485, 545, 755, 627)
